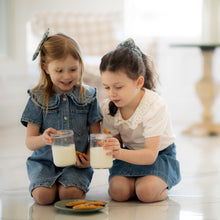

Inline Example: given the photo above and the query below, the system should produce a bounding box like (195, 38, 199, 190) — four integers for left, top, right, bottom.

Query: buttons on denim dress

(64, 116, 68, 120)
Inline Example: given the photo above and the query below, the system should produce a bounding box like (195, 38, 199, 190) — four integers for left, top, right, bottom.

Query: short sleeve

(101, 99, 119, 136)
(143, 100, 169, 138)
(20, 97, 42, 127)
(87, 92, 103, 127)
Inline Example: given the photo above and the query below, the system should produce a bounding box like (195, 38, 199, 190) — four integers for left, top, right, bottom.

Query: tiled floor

(1, 121, 220, 219)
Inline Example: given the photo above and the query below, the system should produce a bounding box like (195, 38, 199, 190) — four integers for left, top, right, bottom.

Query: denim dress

(21, 85, 102, 194)
(109, 143, 181, 189)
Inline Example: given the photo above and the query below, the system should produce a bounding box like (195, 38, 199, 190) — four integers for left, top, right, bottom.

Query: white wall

(0, 0, 29, 128)
(26, 0, 123, 15)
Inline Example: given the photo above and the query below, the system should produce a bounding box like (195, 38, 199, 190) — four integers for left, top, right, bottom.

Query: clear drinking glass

(90, 133, 113, 169)
(51, 130, 76, 167)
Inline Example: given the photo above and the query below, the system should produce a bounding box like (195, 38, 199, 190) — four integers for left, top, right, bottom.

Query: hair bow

(32, 28, 50, 61)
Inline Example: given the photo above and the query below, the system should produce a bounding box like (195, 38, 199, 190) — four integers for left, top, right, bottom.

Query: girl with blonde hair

(21, 29, 102, 205)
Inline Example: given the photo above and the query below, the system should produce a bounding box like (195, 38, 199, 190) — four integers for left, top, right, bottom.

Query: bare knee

(59, 185, 85, 200)
(32, 186, 57, 205)
(136, 184, 156, 202)
(109, 184, 130, 202)
(109, 177, 135, 202)
(136, 182, 168, 203)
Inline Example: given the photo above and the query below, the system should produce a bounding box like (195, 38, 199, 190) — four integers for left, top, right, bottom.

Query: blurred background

(1, 1, 220, 219)
(0, 0, 220, 131)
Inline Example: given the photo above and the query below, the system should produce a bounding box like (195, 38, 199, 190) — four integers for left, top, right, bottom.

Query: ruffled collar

(28, 85, 96, 109)
(114, 88, 151, 129)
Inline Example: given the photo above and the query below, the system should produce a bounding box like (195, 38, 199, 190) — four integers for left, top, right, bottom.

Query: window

(124, 0, 202, 39)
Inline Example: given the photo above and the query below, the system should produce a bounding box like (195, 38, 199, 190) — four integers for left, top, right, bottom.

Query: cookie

(103, 128, 111, 134)
(73, 204, 103, 210)
(65, 200, 87, 208)
(87, 201, 105, 206)
(76, 151, 88, 160)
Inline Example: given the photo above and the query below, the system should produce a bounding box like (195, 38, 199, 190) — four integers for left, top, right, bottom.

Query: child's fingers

(103, 145, 113, 150)
(75, 155, 81, 163)
(105, 148, 121, 157)
(44, 128, 57, 138)
(105, 138, 116, 143)
(79, 155, 87, 163)
(75, 155, 82, 166)
(104, 141, 120, 150)
(104, 141, 115, 147)
(105, 151, 113, 156)
(76, 154, 88, 164)
(45, 128, 57, 145)
(48, 128, 58, 135)
(45, 137, 53, 145)
(105, 138, 120, 147)
(75, 154, 90, 168)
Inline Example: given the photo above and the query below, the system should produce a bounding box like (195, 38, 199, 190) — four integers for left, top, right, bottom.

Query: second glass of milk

(51, 130, 76, 167)
(90, 133, 113, 169)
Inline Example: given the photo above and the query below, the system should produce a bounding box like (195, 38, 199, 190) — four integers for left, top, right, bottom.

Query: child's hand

(75, 154, 90, 168)
(103, 137, 121, 158)
(42, 128, 57, 145)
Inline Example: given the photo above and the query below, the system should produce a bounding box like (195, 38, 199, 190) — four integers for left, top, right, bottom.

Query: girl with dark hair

(100, 38, 181, 203)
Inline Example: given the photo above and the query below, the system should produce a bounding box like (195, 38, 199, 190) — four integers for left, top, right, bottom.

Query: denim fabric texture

(21, 85, 103, 194)
(109, 143, 181, 189)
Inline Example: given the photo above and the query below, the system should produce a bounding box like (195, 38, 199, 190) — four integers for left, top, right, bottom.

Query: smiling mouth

(61, 81, 72, 86)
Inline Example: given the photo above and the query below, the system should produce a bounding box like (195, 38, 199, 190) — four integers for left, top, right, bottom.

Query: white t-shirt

(101, 88, 175, 151)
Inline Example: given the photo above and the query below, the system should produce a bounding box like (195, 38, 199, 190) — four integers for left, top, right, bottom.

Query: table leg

(183, 49, 220, 135)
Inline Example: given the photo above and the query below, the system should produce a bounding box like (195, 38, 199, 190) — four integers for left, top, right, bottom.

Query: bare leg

(58, 185, 85, 200)
(32, 184, 57, 205)
(108, 176, 135, 202)
(135, 175, 168, 203)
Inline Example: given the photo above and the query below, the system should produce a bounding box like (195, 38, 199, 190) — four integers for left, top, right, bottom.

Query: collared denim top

(21, 85, 103, 155)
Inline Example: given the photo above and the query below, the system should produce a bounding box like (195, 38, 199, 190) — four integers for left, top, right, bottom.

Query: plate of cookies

(54, 199, 108, 213)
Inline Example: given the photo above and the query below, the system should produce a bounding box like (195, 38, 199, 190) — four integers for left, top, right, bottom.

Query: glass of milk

(51, 130, 76, 167)
(90, 133, 113, 169)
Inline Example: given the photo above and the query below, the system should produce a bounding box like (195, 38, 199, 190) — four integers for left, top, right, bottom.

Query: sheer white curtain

(124, 0, 202, 40)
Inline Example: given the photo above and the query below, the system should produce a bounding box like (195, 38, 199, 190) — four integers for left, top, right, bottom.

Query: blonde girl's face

(44, 55, 80, 93)
(101, 70, 144, 109)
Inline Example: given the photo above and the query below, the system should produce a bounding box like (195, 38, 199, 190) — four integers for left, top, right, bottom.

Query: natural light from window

(124, 0, 203, 39)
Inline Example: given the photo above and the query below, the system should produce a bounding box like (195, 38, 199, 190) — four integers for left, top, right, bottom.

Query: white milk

(52, 144, 76, 167)
(90, 147, 113, 169)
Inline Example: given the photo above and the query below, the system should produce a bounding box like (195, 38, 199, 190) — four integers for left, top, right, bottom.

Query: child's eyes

(115, 87, 122, 90)
(104, 86, 122, 90)
(55, 69, 76, 73)
(56, 69, 62, 73)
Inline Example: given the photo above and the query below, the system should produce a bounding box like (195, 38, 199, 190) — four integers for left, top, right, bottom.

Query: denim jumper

(21, 85, 103, 194)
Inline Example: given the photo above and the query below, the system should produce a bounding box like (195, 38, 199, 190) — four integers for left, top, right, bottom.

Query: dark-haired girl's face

(101, 70, 144, 110)
(44, 55, 80, 93)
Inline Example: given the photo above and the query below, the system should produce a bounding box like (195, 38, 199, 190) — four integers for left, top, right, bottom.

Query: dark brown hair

(100, 46, 158, 116)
